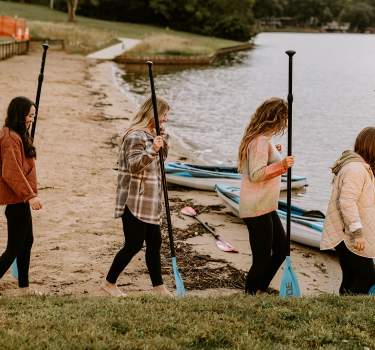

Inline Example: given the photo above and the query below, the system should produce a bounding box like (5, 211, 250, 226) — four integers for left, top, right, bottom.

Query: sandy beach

(0, 44, 341, 297)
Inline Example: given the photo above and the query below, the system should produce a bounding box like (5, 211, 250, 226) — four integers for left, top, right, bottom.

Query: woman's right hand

(29, 196, 43, 210)
(352, 237, 365, 251)
(282, 156, 295, 169)
(152, 136, 164, 153)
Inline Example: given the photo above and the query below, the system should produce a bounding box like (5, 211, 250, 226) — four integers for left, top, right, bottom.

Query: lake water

(117, 32, 375, 212)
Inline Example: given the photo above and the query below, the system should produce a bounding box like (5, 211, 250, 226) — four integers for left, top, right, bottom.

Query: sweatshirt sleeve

(337, 165, 365, 234)
(247, 137, 287, 182)
(125, 132, 158, 173)
(1, 138, 36, 201)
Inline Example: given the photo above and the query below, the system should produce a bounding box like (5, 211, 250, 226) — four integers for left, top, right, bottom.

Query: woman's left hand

(276, 144, 283, 152)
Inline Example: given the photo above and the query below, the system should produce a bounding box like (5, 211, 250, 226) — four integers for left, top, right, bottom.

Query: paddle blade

(172, 257, 186, 297)
(181, 206, 197, 217)
(216, 239, 239, 253)
(11, 259, 18, 280)
(368, 284, 375, 295)
(279, 256, 301, 297)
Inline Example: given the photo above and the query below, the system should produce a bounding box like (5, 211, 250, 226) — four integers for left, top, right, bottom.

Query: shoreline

(0, 45, 342, 297)
(114, 43, 253, 66)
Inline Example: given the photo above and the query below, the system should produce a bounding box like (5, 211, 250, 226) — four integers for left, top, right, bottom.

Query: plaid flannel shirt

(114, 129, 168, 224)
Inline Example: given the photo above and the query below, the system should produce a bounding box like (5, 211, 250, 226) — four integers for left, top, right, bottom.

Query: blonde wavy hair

(130, 96, 170, 129)
(238, 97, 288, 172)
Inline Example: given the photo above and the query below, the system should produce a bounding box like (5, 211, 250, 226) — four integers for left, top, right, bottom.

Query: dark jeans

(243, 211, 287, 294)
(0, 202, 34, 288)
(336, 241, 375, 295)
(106, 207, 163, 287)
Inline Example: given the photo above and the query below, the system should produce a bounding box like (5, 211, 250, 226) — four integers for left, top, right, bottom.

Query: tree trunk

(67, 0, 79, 23)
(50, 0, 54, 10)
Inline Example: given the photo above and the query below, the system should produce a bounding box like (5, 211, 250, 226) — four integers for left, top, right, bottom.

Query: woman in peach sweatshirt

(0, 96, 42, 293)
(238, 97, 294, 294)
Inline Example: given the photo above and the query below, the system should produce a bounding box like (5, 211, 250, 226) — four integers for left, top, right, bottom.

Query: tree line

(7, 0, 375, 40)
(253, 0, 375, 32)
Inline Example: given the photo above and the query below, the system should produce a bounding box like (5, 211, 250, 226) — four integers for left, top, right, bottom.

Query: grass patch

(0, 1, 242, 54)
(126, 34, 217, 56)
(0, 294, 375, 349)
(0, 37, 13, 42)
(28, 21, 117, 54)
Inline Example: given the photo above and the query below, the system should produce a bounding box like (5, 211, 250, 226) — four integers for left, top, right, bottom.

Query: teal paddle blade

(279, 256, 301, 297)
(368, 284, 375, 295)
(172, 257, 186, 297)
(11, 259, 18, 279)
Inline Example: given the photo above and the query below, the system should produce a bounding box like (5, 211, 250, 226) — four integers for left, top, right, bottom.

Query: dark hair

(354, 127, 375, 175)
(5, 96, 36, 158)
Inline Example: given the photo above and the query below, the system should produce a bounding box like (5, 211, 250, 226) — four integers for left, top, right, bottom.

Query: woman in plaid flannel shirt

(102, 97, 171, 297)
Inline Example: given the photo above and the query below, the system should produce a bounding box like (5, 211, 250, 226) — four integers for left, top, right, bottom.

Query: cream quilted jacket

(321, 151, 375, 258)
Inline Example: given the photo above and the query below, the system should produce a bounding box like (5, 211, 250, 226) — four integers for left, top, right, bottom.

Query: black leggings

(336, 241, 375, 295)
(106, 207, 163, 287)
(0, 202, 34, 288)
(243, 211, 287, 294)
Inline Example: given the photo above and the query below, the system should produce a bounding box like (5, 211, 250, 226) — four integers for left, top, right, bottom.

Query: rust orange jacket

(0, 127, 37, 205)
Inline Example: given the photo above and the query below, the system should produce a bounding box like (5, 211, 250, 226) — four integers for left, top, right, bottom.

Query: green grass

(0, 37, 13, 42)
(0, 1, 241, 54)
(1, 294, 375, 349)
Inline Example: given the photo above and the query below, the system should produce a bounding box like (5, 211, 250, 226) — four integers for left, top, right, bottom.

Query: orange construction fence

(0, 16, 29, 41)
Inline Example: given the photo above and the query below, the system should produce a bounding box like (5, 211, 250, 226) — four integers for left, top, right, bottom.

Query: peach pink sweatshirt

(239, 135, 288, 218)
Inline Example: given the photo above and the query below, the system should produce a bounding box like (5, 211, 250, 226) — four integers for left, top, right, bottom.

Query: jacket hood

(331, 150, 365, 175)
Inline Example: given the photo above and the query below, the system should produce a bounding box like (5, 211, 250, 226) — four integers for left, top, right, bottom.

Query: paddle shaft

(192, 215, 220, 240)
(147, 61, 176, 257)
(31, 43, 49, 140)
(286, 50, 295, 256)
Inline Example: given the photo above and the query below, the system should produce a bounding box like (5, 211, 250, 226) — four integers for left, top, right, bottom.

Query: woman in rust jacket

(0, 96, 42, 293)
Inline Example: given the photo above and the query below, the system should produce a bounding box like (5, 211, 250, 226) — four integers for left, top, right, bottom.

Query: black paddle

(31, 42, 49, 140)
(146, 61, 186, 296)
(280, 50, 301, 297)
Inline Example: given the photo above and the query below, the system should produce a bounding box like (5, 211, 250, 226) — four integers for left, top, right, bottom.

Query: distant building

(259, 17, 298, 28)
(321, 21, 350, 33)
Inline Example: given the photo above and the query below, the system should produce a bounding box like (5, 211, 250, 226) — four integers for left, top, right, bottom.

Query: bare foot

(101, 281, 126, 297)
(152, 284, 173, 297)
(17, 287, 46, 296)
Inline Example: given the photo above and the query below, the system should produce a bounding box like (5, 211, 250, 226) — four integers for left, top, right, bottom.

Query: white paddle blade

(181, 206, 197, 217)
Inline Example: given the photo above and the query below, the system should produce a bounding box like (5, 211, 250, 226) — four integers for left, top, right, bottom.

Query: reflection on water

(116, 33, 375, 211)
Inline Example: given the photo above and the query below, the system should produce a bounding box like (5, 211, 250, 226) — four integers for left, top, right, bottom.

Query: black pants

(106, 207, 163, 287)
(243, 211, 287, 294)
(335, 241, 375, 295)
(0, 203, 34, 288)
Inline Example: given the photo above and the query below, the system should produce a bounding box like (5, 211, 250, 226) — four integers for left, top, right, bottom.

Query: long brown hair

(354, 127, 375, 174)
(5, 96, 36, 158)
(238, 97, 288, 172)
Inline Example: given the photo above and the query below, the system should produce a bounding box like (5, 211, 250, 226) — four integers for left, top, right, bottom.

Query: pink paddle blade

(216, 238, 239, 253)
(181, 206, 197, 217)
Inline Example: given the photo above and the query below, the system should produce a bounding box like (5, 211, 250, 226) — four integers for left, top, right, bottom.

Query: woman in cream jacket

(321, 127, 375, 294)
